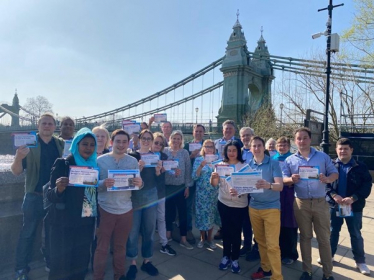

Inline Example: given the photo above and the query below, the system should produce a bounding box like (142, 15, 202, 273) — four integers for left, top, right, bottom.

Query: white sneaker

(208, 241, 217, 249)
(317, 257, 335, 265)
(197, 240, 204, 248)
(356, 263, 370, 275)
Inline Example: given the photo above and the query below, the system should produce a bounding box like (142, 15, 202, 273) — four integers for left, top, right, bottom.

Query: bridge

(1, 16, 373, 133)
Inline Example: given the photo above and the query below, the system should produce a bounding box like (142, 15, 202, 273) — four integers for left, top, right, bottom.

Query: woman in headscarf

(46, 127, 98, 280)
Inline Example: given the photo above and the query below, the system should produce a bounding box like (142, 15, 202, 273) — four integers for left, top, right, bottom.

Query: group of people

(10, 114, 372, 280)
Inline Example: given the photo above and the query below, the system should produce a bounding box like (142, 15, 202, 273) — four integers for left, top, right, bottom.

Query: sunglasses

(141, 137, 153, 142)
(154, 141, 164, 146)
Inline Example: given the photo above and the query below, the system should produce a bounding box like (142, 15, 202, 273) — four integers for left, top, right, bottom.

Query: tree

(341, 0, 374, 63)
(242, 105, 295, 140)
(23, 95, 53, 124)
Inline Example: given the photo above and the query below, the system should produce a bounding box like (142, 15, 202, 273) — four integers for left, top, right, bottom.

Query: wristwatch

(269, 183, 273, 190)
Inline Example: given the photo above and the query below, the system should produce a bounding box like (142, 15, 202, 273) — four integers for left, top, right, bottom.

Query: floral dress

(192, 156, 219, 231)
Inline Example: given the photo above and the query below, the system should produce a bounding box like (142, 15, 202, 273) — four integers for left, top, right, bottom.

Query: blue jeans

(15, 193, 46, 271)
(126, 188, 157, 260)
(330, 208, 365, 263)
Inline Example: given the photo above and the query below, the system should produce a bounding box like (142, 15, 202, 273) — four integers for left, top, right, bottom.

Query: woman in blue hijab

(46, 127, 98, 280)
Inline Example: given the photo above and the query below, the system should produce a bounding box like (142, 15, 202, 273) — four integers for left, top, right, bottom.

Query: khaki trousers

(249, 208, 283, 280)
(294, 197, 333, 277)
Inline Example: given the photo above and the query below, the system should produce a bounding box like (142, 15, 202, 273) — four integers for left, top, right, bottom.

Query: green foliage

(341, 0, 374, 63)
(242, 105, 294, 140)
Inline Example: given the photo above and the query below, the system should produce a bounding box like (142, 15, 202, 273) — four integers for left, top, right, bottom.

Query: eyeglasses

(141, 137, 152, 142)
(154, 141, 164, 146)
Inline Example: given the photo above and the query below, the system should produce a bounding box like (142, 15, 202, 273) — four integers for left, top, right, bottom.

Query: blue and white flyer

(68, 166, 99, 187)
(231, 171, 263, 195)
(107, 169, 140, 191)
(13, 132, 37, 148)
(299, 166, 320, 180)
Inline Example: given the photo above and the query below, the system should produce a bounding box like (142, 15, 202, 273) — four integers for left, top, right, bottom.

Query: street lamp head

(280, 103, 284, 110)
(312, 30, 328, 39)
(195, 107, 199, 113)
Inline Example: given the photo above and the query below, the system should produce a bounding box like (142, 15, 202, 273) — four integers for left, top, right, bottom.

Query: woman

(248, 136, 284, 280)
(272, 137, 298, 265)
(164, 130, 193, 250)
(46, 127, 98, 280)
(192, 139, 218, 249)
(210, 140, 248, 274)
(152, 132, 177, 256)
(92, 126, 110, 156)
(125, 129, 160, 280)
(265, 138, 277, 157)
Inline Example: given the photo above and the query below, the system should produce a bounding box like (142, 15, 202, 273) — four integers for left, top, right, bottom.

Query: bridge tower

(0, 91, 20, 127)
(217, 17, 274, 128)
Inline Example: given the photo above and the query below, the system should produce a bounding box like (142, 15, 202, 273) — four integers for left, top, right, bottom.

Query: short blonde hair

(153, 132, 166, 152)
(200, 139, 214, 156)
(168, 130, 184, 148)
(92, 125, 110, 149)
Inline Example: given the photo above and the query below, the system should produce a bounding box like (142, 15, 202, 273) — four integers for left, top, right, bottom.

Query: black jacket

(46, 155, 96, 227)
(326, 158, 372, 212)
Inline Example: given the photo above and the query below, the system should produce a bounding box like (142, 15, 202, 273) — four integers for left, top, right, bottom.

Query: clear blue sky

(0, 0, 354, 124)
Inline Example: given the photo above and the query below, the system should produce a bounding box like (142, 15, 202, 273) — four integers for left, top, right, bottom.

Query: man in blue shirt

(214, 120, 243, 160)
(283, 128, 338, 280)
(326, 138, 372, 275)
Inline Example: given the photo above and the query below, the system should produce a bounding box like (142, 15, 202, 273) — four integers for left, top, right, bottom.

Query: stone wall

(0, 171, 42, 272)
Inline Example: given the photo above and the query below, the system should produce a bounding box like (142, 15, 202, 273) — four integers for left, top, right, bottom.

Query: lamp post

(280, 103, 284, 129)
(195, 107, 199, 124)
(316, 0, 343, 154)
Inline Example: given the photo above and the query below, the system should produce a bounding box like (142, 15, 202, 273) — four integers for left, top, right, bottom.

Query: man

(161, 121, 172, 145)
(238, 127, 260, 262)
(325, 138, 372, 275)
(59, 116, 75, 140)
(11, 113, 65, 280)
(214, 120, 243, 160)
(248, 136, 284, 280)
(273, 137, 298, 265)
(94, 129, 143, 280)
(283, 127, 338, 280)
(183, 124, 206, 244)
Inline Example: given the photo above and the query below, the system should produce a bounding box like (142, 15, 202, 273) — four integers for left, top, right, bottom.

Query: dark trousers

(49, 222, 95, 280)
(242, 205, 253, 248)
(186, 185, 196, 231)
(165, 186, 187, 236)
(218, 201, 247, 261)
(15, 193, 45, 271)
(330, 209, 365, 263)
(279, 227, 299, 260)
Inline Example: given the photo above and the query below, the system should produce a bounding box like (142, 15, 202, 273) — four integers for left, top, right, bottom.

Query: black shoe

(322, 276, 334, 280)
(239, 245, 250, 257)
(141, 261, 159, 276)
(299, 271, 312, 280)
(246, 246, 260, 261)
(160, 244, 176, 256)
(214, 229, 222, 240)
(126, 265, 137, 280)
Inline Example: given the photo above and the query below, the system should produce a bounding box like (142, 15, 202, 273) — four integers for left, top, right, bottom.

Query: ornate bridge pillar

(217, 18, 274, 128)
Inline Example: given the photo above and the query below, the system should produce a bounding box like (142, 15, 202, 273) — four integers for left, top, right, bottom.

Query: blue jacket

(326, 158, 372, 212)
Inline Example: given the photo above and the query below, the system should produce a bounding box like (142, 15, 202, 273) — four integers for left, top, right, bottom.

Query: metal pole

(318, 0, 344, 154)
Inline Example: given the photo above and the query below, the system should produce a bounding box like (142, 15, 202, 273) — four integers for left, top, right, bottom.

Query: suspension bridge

(1, 19, 373, 131)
